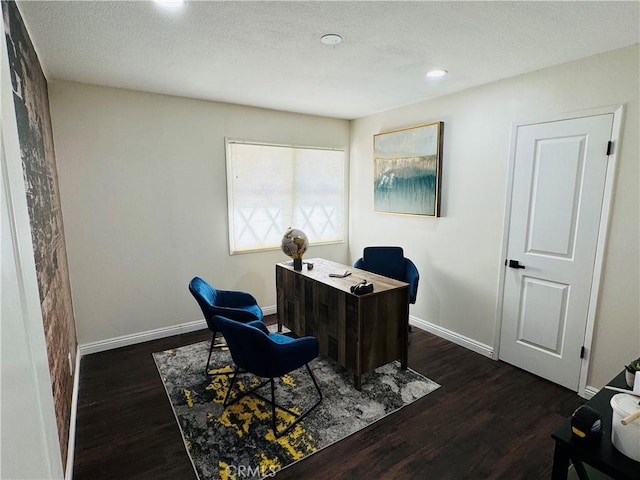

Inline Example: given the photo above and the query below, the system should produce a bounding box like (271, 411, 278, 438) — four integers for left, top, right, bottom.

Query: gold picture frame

(373, 122, 443, 217)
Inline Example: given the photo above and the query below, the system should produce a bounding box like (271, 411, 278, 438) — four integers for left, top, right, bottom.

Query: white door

(499, 114, 613, 391)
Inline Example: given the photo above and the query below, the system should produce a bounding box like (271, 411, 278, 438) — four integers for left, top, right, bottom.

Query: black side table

(551, 371, 640, 480)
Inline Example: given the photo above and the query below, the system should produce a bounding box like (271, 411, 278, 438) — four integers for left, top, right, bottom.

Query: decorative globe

(281, 228, 309, 270)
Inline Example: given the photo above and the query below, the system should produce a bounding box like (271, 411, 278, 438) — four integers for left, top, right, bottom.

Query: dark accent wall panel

(3, 0, 78, 466)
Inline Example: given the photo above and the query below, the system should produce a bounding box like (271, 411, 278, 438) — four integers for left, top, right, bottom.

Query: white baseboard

(410, 316, 600, 398)
(79, 319, 207, 355)
(410, 315, 494, 358)
(78, 305, 277, 356)
(65, 346, 81, 480)
(582, 385, 599, 400)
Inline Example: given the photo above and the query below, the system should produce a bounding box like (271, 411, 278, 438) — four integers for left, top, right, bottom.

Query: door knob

(508, 259, 526, 269)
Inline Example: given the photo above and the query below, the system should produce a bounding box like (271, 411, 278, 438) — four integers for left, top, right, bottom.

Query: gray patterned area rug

(153, 339, 439, 480)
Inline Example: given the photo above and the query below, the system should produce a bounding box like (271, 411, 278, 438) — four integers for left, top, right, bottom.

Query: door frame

(1, 20, 65, 477)
(494, 105, 624, 398)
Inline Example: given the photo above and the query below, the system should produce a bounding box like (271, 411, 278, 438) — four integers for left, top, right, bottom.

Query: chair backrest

(213, 315, 319, 379)
(189, 276, 218, 318)
(361, 246, 406, 280)
(404, 258, 420, 304)
(213, 315, 308, 379)
(212, 315, 266, 372)
(189, 276, 264, 332)
(355, 246, 420, 304)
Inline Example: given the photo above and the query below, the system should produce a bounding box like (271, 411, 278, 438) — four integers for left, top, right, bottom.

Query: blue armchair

(353, 246, 419, 304)
(188, 276, 264, 375)
(212, 314, 322, 438)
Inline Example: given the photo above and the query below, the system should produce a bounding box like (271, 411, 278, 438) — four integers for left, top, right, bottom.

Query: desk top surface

(552, 371, 640, 479)
(276, 257, 408, 295)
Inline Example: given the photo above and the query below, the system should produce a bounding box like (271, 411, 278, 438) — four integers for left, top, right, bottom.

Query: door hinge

(580, 346, 586, 359)
(606, 141, 614, 156)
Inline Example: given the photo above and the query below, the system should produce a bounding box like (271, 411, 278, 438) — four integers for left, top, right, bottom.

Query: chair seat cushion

(243, 304, 264, 321)
(267, 332, 297, 345)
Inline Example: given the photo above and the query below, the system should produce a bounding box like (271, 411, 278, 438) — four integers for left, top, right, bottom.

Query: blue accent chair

(188, 276, 264, 375)
(212, 314, 323, 438)
(353, 246, 420, 304)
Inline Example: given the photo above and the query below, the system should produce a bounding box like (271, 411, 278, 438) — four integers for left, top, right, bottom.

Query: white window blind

(226, 139, 346, 254)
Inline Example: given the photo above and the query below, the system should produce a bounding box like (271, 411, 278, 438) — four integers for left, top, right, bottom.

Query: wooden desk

(551, 371, 640, 480)
(276, 258, 409, 390)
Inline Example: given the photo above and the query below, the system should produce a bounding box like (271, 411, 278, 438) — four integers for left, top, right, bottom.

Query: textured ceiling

(15, 0, 640, 120)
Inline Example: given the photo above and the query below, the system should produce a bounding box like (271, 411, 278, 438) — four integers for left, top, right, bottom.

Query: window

(226, 139, 346, 254)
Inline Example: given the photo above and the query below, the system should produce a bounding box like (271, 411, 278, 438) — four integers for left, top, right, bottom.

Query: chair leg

(220, 363, 323, 438)
(271, 363, 323, 438)
(223, 365, 242, 406)
(223, 367, 270, 407)
(270, 379, 277, 436)
(205, 331, 235, 376)
(205, 331, 217, 375)
(306, 363, 323, 402)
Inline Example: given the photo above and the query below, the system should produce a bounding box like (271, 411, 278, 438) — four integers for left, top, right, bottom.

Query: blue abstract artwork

(374, 122, 443, 216)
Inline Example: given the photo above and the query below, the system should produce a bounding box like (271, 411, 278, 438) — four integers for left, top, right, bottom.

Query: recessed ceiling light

(153, 0, 185, 10)
(320, 34, 343, 45)
(426, 69, 448, 78)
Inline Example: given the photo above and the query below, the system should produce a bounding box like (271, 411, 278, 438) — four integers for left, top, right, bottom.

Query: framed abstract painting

(373, 122, 443, 217)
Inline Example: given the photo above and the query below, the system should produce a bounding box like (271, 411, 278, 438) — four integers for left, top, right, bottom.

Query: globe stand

(281, 227, 308, 272)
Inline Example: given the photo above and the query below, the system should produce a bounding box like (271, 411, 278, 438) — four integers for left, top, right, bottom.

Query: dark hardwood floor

(73, 317, 584, 479)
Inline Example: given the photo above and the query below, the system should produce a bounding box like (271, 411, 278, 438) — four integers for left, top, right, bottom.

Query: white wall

(349, 45, 639, 389)
(49, 46, 638, 389)
(48, 83, 350, 345)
